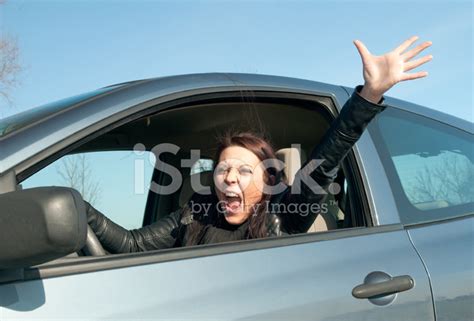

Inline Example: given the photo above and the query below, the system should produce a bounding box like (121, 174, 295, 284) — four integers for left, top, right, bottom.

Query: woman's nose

(224, 167, 239, 184)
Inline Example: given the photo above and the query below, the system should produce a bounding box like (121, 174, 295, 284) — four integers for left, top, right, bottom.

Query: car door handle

(352, 275, 414, 299)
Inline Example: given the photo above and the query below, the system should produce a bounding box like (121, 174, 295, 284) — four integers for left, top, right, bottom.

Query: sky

(0, 0, 472, 121)
(0, 0, 473, 228)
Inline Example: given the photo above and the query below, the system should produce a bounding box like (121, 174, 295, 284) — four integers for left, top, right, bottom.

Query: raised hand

(354, 36, 433, 103)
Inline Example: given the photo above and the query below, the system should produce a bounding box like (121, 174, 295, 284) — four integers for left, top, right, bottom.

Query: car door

(1, 228, 434, 320)
(1, 77, 435, 320)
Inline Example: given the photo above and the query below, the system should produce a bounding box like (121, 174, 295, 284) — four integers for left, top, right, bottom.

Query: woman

(86, 36, 432, 252)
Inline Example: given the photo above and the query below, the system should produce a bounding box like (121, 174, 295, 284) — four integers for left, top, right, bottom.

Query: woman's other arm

(85, 201, 183, 253)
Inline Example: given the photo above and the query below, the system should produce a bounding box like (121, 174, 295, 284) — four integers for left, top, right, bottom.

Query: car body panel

(1, 228, 434, 321)
(407, 216, 474, 321)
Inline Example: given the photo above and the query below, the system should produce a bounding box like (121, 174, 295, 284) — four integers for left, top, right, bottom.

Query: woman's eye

(239, 167, 253, 175)
(215, 166, 227, 174)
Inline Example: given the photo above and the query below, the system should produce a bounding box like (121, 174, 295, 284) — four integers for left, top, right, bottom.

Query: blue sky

(1, 0, 473, 229)
(1, 0, 472, 121)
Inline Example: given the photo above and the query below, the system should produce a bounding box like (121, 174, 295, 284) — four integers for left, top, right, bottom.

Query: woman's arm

(276, 89, 385, 234)
(85, 201, 183, 253)
(277, 36, 432, 234)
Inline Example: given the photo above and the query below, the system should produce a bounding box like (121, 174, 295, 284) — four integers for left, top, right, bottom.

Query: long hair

(184, 131, 279, 245)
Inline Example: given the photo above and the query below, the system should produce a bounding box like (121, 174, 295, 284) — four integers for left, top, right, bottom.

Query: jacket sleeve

(85, 201, 183, 253)
(278, 86, 386, 234)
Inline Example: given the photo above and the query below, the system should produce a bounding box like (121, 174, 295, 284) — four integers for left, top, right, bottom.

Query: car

(0, 73, 472, 320)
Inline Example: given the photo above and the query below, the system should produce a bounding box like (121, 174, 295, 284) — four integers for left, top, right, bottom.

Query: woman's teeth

(223, 192, 243, 214)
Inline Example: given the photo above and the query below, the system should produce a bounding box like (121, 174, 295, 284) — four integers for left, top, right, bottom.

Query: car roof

(0, 73, 471, 175)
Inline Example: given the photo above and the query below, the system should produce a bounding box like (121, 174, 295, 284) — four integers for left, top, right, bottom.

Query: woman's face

(214, 146, 266, 225)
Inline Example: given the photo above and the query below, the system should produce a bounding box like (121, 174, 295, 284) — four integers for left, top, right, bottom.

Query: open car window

(19, 91, 369, 257)
(22, 150, 156, 229)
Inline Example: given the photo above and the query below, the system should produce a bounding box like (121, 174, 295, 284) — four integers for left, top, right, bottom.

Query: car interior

(38, 91, 370, 257)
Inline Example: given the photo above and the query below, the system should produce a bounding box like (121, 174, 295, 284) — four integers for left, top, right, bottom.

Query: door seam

(405, 229, 437, 321)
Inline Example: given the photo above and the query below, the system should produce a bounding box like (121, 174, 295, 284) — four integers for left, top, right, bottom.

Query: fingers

(403, 41, 432, 61)
(404, 54, 433, 72)
(401, 71, 429, 81)
(397, 36, 432, 81)
(353, 40, 371, 62)
(395, 36, 419, 54)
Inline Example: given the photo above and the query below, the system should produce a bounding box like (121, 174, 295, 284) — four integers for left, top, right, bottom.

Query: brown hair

(184, 131, 279, 245)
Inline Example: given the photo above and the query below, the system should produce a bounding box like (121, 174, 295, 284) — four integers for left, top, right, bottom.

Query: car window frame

(3, 89, 386, 282)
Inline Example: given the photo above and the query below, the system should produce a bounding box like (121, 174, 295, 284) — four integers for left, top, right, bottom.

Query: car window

(369, 108, 474, 224)
(21, 150, 156, 229)
(190, 159, 214, 174)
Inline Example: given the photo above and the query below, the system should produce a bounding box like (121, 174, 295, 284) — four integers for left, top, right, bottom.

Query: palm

(364, 53, 403, 86)
(354, 36, 432, 99)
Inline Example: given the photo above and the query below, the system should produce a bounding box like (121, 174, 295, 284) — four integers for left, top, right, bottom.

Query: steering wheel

(82, 225, 107, 256)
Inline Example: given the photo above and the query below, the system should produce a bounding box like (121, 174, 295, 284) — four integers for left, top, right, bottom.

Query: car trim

(403, 212, 474, 228)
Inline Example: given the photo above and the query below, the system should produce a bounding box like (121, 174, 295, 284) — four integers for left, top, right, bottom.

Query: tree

(408, 153, 474, 206)
(57, 154, 102, 207)
(0, 2, 22, 104)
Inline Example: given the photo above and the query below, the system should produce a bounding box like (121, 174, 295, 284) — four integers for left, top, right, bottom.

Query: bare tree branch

(0, 0, 22, 105)
(57, 154, 102, 206)
(408, 153, 474, 206)
(0, 36, 21, 105)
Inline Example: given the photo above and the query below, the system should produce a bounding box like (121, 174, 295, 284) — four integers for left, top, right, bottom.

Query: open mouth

(223, 192, 243, 215)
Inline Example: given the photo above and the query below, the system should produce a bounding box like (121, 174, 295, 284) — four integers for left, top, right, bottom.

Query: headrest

(275, 147, 305, 185)
(413, 200, 449, 211)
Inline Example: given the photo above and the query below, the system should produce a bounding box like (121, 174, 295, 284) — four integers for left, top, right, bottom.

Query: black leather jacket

(86, 86, 385, 253)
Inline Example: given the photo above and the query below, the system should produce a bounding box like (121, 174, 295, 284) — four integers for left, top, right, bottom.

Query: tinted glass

(370, 108, 474, 224)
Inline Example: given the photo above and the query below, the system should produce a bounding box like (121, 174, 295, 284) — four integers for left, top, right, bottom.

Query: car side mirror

(0, 187, 88, 269)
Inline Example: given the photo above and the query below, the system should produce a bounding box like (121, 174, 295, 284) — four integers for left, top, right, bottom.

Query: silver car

(0, 73, 472, 320)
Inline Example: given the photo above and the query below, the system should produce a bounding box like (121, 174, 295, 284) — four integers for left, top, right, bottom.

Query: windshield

(0, 85, 123, 138)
